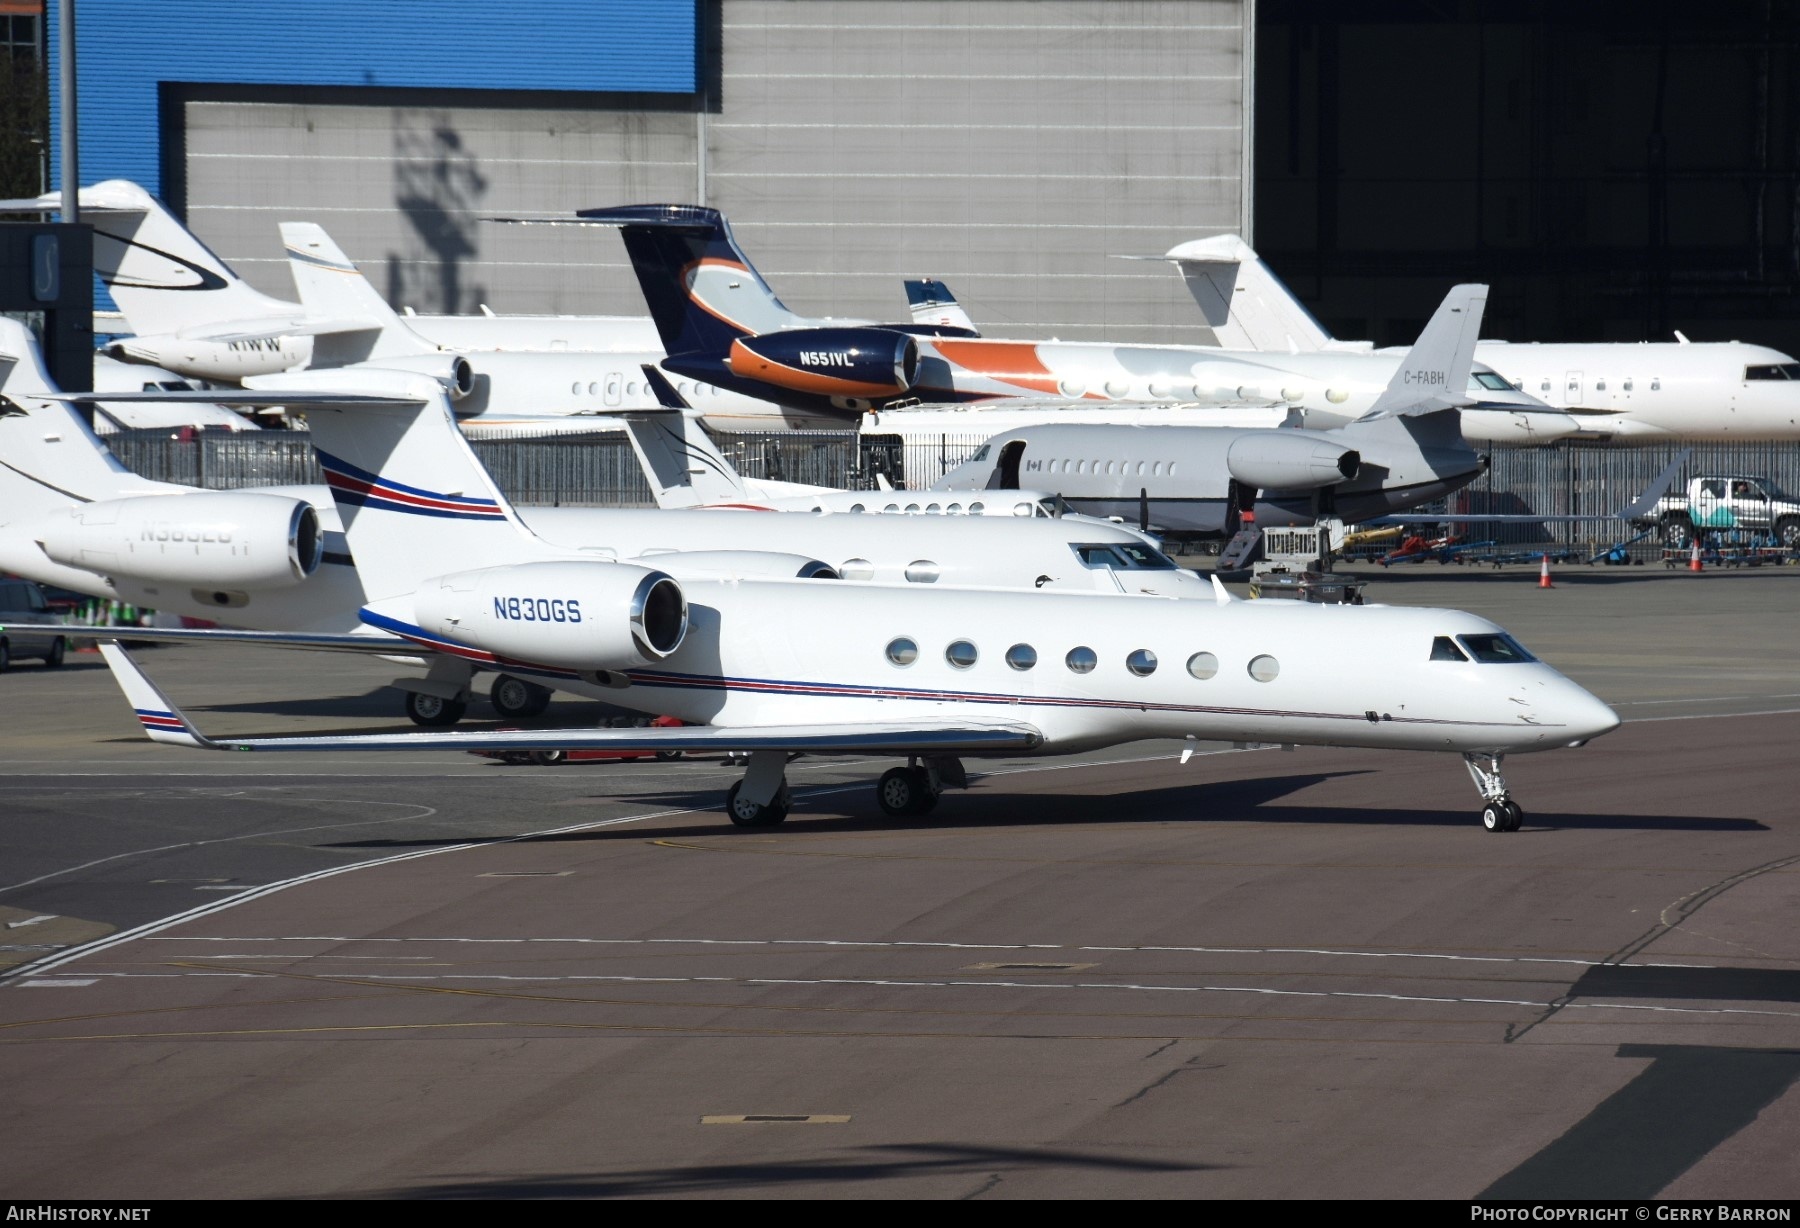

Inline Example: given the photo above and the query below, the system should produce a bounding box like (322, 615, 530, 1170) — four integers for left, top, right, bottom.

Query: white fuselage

(1468, 341, 1800, 440)
(501, 579, 1620, 760)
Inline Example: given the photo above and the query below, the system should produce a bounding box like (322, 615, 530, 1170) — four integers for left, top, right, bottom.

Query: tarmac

(1, 561, 1797, 1199)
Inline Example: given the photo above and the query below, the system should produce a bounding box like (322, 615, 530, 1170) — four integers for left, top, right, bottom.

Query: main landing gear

(721, 754, 968, 828)
(1465, 752, 1525, 833)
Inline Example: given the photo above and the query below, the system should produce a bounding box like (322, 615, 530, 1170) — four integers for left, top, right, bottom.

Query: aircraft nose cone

(1560, 687, 1621, 745)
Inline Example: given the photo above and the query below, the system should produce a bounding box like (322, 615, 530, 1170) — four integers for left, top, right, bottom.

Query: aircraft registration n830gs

(97, 394, 1620, 835)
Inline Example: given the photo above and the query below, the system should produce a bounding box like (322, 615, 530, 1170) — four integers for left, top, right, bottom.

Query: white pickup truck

(1634, 476, 1800, 550)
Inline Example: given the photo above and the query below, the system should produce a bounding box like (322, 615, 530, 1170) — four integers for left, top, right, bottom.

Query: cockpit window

(1113, 543, 1178, 569)
(1430, 636, 1469, 662)
(1471, 372, 1514, 392)
(1073, 543, 1178, 570)
(969, 444, 990, 462)
(1745, 364, 1800, 380)
(1456, 633, 1536, 664)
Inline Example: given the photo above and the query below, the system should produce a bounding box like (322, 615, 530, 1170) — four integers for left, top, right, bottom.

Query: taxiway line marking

(135, 934, 1721, 971)
(46, 967, 1800, 1021)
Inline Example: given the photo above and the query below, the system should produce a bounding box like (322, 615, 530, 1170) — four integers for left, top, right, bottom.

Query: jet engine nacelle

(1225, 433, 1360, 491)
(31, 493, 322, 588)
(633, 550, 839, 581)
(727, 327, 920, 398)
(362, 353, 477, 400)
(413, 561, 688, 671)
(106, 333, 310, 381)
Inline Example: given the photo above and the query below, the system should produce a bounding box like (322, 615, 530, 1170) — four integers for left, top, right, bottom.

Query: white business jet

(0, 180, 661, 378)
(0, 320, 1208, 725)
(1161, 233, 1800, 441)
(95, 386, 1620, 832)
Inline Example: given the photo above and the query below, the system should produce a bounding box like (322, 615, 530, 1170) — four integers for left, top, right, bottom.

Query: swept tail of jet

(279, 223, 442, 365)
(0, 318, 161, 522)
(1361, 285, 1488, 419)
(0, 180, 300, 335)
(577, 204, 809, 358)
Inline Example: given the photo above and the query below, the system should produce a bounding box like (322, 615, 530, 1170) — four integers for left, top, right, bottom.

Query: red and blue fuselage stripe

(316, 449, 507, 520)
(135, 708, 187, 731)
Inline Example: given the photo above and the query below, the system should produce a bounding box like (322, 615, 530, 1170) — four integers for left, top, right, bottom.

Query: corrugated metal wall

(163, 1, 1251, 336)
(185, 101, 698, 315)
(709, 0, 1253, 342)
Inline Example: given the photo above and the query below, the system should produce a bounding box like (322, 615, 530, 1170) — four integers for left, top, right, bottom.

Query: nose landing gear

(1465, 752, 1524, 832)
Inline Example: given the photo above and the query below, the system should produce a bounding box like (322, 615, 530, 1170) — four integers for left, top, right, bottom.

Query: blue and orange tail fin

(577, 204, 804, 358)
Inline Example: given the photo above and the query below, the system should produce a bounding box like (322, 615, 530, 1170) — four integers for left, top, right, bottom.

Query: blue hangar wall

(47, 0, 699, 199)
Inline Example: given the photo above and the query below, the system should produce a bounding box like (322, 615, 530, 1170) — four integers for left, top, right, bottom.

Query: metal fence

(98, 427, 1800, 554)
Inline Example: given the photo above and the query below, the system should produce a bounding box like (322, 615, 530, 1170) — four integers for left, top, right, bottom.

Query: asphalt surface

(2, 563, 1798, 1199)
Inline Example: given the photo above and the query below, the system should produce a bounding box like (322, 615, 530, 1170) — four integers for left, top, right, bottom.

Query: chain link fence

(99, 426, 1800, 557)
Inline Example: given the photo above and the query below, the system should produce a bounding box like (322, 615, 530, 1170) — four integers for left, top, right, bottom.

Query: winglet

(1361, 285, 1488, 419)
(97, 642, 217, 749)
(1209, 574, 1237, 605)
(639, 364, 692, 411)
(903, 279, 979, 336)
(1618, 449, 1692, 520)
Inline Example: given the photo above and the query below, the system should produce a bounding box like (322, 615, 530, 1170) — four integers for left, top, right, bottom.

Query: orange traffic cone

(1538, 554, 1554, 589)
(1689, 540, 1703, 572)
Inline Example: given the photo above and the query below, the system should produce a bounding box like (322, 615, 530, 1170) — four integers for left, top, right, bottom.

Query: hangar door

(708, 0, 1254, 344)
(180, 97, 700, 317)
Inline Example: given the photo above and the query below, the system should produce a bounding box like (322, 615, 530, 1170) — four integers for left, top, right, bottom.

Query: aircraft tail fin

(1362, 285, 1488, 419)
(280, 222, 437, 363)
(0, 180, 303, 334)
(0, 318, 159, 523)
(297, 379, 550, 601)
(1159, 234, 1336, 353)
(621, 365, 748, 508)
(575, 204, 804, 358)
(97, 643, 216, 748)
(903, 279, 980, 336)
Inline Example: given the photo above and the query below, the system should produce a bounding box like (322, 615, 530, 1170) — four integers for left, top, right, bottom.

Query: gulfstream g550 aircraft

(576, 204, 1575, 446)
(1160, 233, 1800, 442)
(96, 387, 1619, 833)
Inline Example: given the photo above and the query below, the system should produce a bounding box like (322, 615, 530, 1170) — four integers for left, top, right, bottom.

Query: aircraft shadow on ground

(1482, 1044, 1800, 1201)
(351, 1142, 1209, 1200)
(321, 769, 1763, 852)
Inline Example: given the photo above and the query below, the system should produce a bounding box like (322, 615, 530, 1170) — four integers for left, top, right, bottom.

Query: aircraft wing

(82, 627, 415, 654)
(99, 643, 1043, 755)
(1361, 450, 1690, 525)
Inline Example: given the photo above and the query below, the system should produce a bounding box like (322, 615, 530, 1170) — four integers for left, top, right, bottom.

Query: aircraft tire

(1503, 800, 1524, 831)
(1481, 801, 1513, 833)
(405, 692, 467, 727)
(490, 674, 552, 719)
(878, 766, 936, 817)
(726, 780, 789, 827)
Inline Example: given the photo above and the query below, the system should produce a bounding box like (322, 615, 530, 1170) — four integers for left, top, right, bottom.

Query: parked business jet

(1160, 233, 1800, 441)
(931, 285, 1492, 534)
(584, 204, 1574, 446)
(1, 321, 1212, 725)
(0, 181, 660, 376)
(94, 390, 1620, 833)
